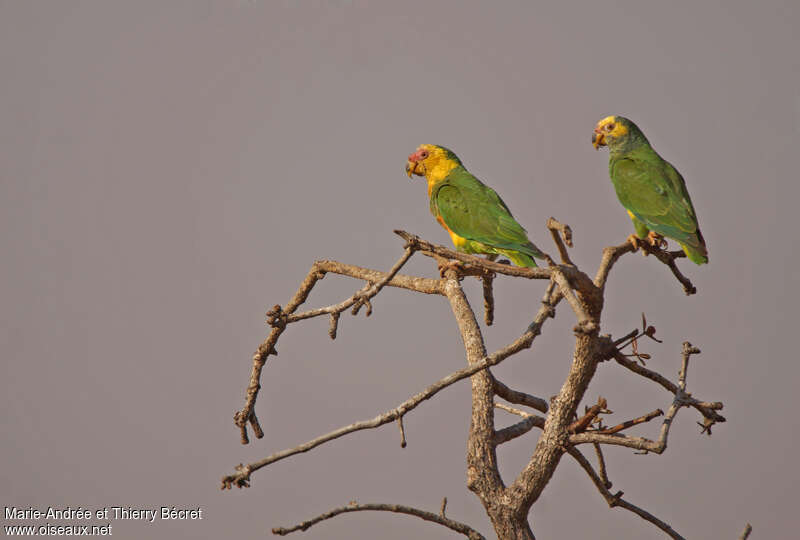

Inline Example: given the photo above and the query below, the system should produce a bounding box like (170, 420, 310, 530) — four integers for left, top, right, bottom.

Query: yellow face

(592, 116, 629, 149)
(405, 144, 457, 181)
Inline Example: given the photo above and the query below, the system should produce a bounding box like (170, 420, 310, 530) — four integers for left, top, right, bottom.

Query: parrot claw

(627, 234, 643, 252)
(628, 233, 667, 256)
(438, 259, 466, 278)
(646, 231, 668, 250)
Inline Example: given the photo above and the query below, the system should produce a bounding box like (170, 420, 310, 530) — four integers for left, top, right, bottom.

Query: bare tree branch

(481, 271, 496, 326)
(234, 253, 444, 444)
(493, 379, 548, 413)
(494, 402, 546, 444)
(272, 502, 485, 540)
(739, 523, 753, 540)
(568, 397, 608, 434)
(551, 268, 596, 333)
(397, 416, 407, 448)
(286, 246, 416, 323)
(223, 340, 535, 489)
(593, 240, 696, 295)
(546, 217, 574, 265)
(596, 408, 664, 435)
(571, 342, 710, 453)
(592, 443, 611, 489)
(567, 446, 686, 540)
(609, 346, 725, 427)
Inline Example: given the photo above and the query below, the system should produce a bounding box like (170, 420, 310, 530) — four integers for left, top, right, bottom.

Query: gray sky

(2, 1, 798, 538)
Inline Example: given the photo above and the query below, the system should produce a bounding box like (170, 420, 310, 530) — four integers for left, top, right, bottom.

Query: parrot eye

(605, 123, 615, 132)
(419, 150, 429, 159)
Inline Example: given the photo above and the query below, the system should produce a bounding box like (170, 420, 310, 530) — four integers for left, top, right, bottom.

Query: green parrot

(405, 144, 544, 267)
(592, 116, 708, 264)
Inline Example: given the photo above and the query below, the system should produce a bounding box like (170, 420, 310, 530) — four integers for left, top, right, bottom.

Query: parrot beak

(592, 129, 606, 150)
(406, 150, 425, 178)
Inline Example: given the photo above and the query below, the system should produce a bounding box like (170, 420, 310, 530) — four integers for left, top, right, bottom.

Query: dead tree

(222, 218, 745, 539)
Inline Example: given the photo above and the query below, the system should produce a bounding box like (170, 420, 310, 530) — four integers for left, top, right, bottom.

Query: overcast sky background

(2, 1, 799, 539)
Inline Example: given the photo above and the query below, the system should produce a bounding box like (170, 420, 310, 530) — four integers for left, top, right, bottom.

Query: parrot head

(592, 116, 630, 150)
(592, 116, 648, 153)
(405, 144, 462, 180)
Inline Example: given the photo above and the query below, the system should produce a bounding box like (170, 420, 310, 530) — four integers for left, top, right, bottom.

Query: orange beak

(405, 149, 425, 178)
(592, 128, 606, 150)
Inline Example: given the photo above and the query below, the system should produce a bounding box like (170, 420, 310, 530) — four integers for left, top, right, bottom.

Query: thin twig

(481, 271, 495, 326)
(328, 312, 340, 339)
(493, 379, 548, 413)
(592, 443, 611, 489)
(611, 349, 725, 426)
(594, 240, 696, 295)
(397, 417, 407, 448)
(551, 268, 596, 333)
(596, 409, 664, 435)
(546, 217, 574, 265)
(440, 497, 448, 518)
(234, 255, 443, 443)
(571, 343, 710, 452)
(272, 502, 485, 539)
(567, 447, 686, 540)
(493, 402, 546, 444)
(738, 523, 752, 540)
(568, 397, 608, 434)
(222, 314, 559, 489)
(288, 247, 416, 323)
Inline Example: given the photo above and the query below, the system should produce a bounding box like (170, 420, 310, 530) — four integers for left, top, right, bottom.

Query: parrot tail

(679, 229, 708, 265)
(504, 250, 538, 268)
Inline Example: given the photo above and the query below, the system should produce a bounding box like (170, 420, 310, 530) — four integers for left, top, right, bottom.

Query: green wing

(433, 167, 542, 258)
(610, 155, 699, 243)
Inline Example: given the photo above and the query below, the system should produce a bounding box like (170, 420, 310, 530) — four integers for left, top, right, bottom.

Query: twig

(234, 255, 443, 443)
(567, 447, 686, 540)
(223, 318, 557, 489)
(493, 379, 548, 413)
(493, 402, 546, 444)
(594, 240, 696, 295)
(440, 497, 447, 518)
(568, 397, 608, 434)
(738, 523, 752, 540)
(481, 271, 495, 326)
(551, 268, 596, 333)
(288, 247, 416, 323)
(572, 342, 713, 452)
(596, 409, 663, 435)
(546, 217, 574, 265)
(397, 417, 407, 448)
(328, 312, 340, 339)
(592, 443, 611, 489)
(271, 502, 485, 539)
(610, 349, 725, 426)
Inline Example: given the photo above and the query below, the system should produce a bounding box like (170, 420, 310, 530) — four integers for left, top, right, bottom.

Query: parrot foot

(627, 234, 644, 253)
(628, 232, 667, 256)
(646, 231, 668, 250)
(438, 259, 466, 278)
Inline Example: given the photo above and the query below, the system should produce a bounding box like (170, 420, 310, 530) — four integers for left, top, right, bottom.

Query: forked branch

(568, 446, 686, 540)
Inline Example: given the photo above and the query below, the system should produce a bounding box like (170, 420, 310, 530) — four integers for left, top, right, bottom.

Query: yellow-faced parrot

(406, 144, 543, 267)
(592, 116, 708, 264)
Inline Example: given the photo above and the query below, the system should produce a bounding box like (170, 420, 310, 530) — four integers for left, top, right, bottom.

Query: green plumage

(603, 117, 708, 264)
(431, 165, 543, 267)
